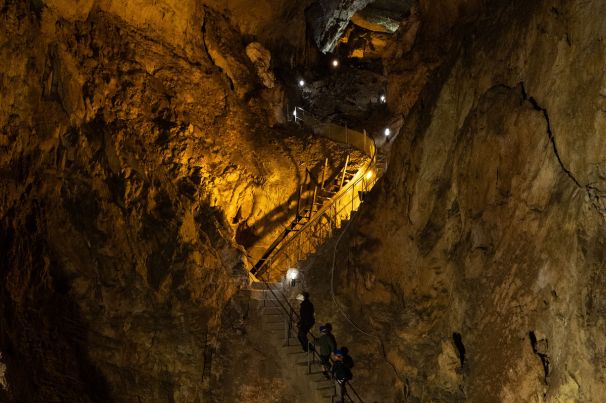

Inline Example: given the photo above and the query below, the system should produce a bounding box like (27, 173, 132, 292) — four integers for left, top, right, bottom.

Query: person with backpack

(340, 346, 354, 369)
(332, 349, 353, 403)
(297, 292, 315, 352)
(317, 325, 336, 379)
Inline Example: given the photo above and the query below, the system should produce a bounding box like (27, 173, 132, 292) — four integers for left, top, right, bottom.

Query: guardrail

(257, 276, 364, 402)
(253, 108, 378, 280)
(251, 109, 375, 401)
(294, 107, 376, 158)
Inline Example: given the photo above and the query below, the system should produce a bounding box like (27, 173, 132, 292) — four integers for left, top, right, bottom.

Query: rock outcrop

(307, 0, 374, 54)
(312, 0, 606, 401)
(3, 0, 606, 402)
(0, 1, 347, 401)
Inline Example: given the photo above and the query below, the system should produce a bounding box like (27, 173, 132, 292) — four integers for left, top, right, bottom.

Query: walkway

(244, 110, 383, 401)
(249, 108, 381, 282)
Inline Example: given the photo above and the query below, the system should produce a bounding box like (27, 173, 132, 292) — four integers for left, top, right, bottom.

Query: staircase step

(262, 311, 284, 318)
(262, 304, 284, 311)
(262, 305, 284, 312)
(265, 323, 285, 330)
(250, 281, 283, 290)
(312, 376, 333, 384)
(286, 350, 307, 357)
(263, 318, 285, 326)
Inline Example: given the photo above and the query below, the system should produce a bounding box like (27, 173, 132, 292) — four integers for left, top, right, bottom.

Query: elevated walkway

(242, 110, 378, 402)
(242, 280, 365, 402)
(250, 108, 380, 281)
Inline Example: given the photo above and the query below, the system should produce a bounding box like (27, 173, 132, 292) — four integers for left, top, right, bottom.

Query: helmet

(335, 349, 344, 356)
(319, 325, 327, 333)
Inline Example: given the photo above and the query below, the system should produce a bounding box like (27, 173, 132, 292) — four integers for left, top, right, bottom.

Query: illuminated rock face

(2, 0, 606, 402)
(317, 1, 606, 401)
(307, 0, 374, 54)
(0, 1, 345, 402)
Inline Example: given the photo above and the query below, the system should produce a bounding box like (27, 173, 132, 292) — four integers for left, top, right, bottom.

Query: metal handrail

(253, 109, 377, 278)
(251, 110, 376, 402)
(257, 276, 363, 402)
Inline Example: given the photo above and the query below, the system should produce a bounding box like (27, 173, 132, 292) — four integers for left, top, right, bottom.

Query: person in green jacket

(317, 325, 336, 379)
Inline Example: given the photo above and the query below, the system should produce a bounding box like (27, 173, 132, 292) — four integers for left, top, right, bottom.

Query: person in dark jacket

(332, 349, 353, 403)
(317, 325, 336, 378)
(340, 346, 354, 369)
(297, 292, 314, 352)
(324, 323, 337, 353)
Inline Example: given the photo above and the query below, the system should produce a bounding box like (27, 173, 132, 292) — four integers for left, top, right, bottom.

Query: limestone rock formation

(0, 1, 347, 401)
(3, 0, 606, 402)
(307, 0, 374, 54)
(311, 0, 606, 401)
(245, 42, 276, 89)
(351, 0, 413, 34)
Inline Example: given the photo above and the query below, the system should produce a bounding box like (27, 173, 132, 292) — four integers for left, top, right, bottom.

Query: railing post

(310, 186, 318, 219)
(321, 158, 328, 190)
(307, 348, 312, 374)
(284, 307, 290, 346)
(296, 185, 303, 217)
(340, 155, 350, 190)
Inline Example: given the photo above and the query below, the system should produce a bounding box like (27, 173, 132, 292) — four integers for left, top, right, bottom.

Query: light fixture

(298, 79, 305, 87)
(384, 128, 391, 137)
(332, 59, 339, 67)
(286, 268, 299, 280)
(380, 94, 386, 103)
(365, 170, 374, 180)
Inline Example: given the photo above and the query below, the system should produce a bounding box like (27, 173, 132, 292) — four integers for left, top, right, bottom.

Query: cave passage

(2, 0, 605, 402)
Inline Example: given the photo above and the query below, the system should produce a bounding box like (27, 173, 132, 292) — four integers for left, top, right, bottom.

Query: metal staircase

(243, 110, 381, 402)
(250, 108, 380, 280)
(247, 280, 365, 402)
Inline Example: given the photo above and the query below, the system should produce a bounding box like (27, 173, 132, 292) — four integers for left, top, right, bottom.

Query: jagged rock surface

(0, 1, 347, 401)
(310, 1, 606, 402)
(307, 0, 374, 54)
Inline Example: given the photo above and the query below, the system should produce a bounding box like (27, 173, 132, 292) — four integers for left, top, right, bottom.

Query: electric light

(286, 268, 299, 281)
(380, 94, 386, 103)
(365, 170, 374, 180)
(298, 79, 305, 87)
(332, 59, 339, 67)
(384, 128, 391, 136)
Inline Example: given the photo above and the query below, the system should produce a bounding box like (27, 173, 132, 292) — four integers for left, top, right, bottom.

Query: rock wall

(307, 0, 374, 54)
(0, 1, 341, 401)
(318, 0, 606, 401)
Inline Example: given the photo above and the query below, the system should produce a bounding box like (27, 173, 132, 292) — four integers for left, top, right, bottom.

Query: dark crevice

(519, 82, 606, 220)
(452, 332, 466, 368)
(529, 331, 550, 385)
(379, 339, 408, 399)
(519, 82, 582, 188)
